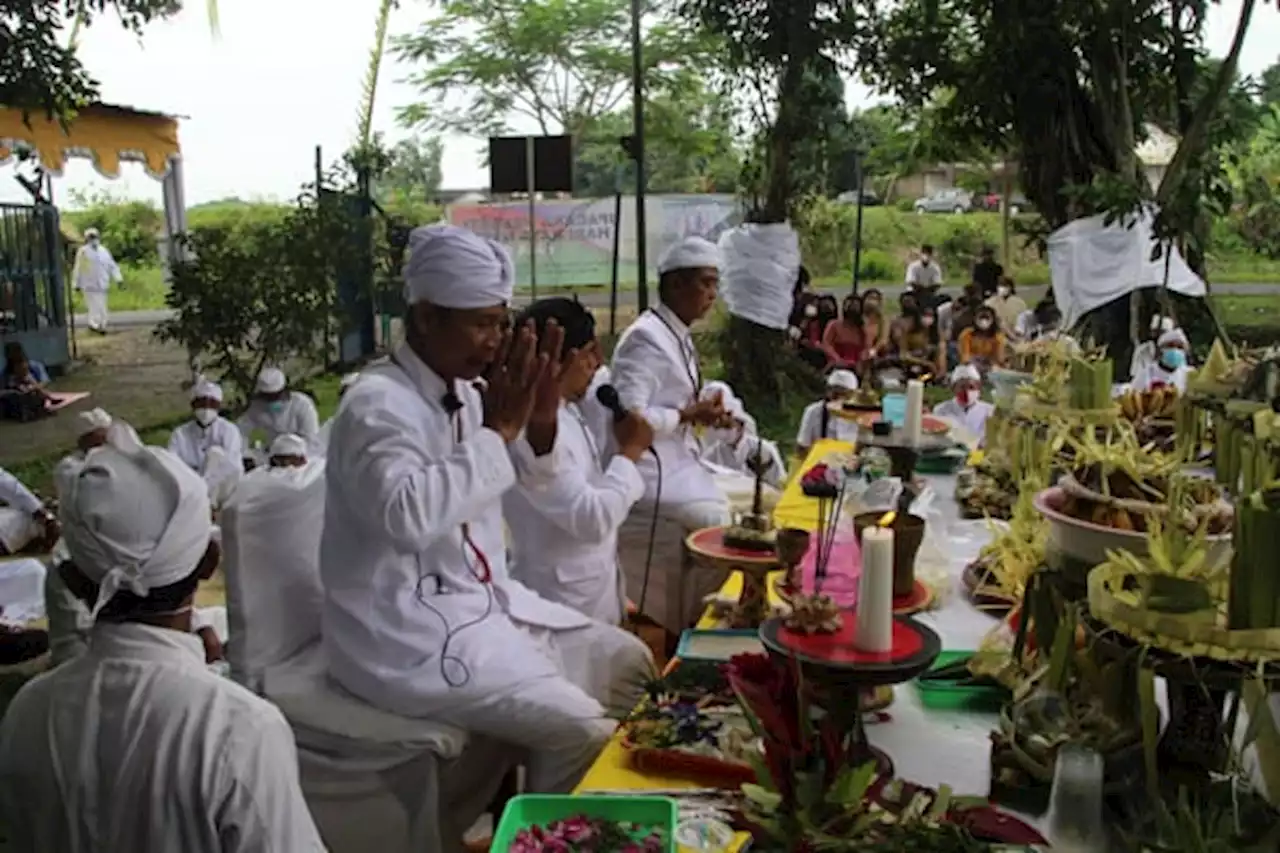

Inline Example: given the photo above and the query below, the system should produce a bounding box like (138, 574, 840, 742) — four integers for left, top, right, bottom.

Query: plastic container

(491, 794, 678, 853)
(675, 818, 735, 853)
(675, 629, 763, 662)
(881, 393, 908, 427)
(914, 650, 1008, 712)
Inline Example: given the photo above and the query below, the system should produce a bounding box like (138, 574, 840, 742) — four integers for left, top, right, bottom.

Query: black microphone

(441, 392, 463, 415)
(595, 383, 628, 423)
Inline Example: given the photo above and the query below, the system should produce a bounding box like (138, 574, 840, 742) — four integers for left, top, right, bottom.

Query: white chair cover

(221, 461, 507, 853)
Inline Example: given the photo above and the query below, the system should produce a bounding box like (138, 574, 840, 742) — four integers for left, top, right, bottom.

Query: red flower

(724, 654, 803, 752)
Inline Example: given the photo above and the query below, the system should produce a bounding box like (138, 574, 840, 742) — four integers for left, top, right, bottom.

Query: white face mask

(193, 408, 218, 427)
(804, 304, 818, 318)
(963, 388, 981, 407)
(976, 319, 993, 331)
(997, 286, 1011, 298)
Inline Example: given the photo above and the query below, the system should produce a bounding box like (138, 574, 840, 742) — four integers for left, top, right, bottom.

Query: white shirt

(168, 416, 244, 475)
(320, 343, 590, 717)
(795, 401, 859, 450)
(904, 259, 943, 289)
(0, 622, 324, 853)
(933, 397, 996, 440)
(72, 244, 122, 293)
(237, 391, 321, 450)
(1131, 362, 1190, 394)
(505, 400, 644, 624)
(611, 304, 722, 507)
(0, 467, 42, 514)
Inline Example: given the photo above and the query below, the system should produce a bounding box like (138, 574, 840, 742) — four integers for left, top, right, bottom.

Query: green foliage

(63, 189, 164, 266)
(377, 134, 444, 203)
(393, 0, 710, 138)
(679, 0, 874, 220)
(155, 176, 362, 398)
(0, 1, 182, 119)
(574, 80, 743, 197)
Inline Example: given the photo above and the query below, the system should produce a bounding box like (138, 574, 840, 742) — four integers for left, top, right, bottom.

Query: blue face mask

(1159, 348, 1186, 370)
(267, 401, 286, 415)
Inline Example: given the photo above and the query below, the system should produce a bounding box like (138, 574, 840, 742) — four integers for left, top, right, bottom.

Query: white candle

(855, 525, 894, 653)
(904, 379, 924, 445)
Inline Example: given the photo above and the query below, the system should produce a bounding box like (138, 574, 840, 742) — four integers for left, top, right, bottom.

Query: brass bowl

(775, 527, 811, 568)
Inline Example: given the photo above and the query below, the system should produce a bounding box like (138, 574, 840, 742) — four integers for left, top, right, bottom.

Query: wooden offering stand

(687, 526, 781, 628)
(760, 616, 941, 777)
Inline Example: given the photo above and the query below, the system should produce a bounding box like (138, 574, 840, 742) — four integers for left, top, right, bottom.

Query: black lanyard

(648, 308, 701, 395)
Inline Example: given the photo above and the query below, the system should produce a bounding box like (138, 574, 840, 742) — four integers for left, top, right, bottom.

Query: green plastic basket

(491, 794, 679, 853)
(913, 650, 1009, 712)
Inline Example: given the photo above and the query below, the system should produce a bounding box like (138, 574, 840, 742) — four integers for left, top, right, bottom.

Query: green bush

(63, 200, 164, 266)
(856, 248, 896, 281)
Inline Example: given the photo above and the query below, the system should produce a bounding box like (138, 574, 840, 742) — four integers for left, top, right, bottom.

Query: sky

(2, 0, 1277, 210)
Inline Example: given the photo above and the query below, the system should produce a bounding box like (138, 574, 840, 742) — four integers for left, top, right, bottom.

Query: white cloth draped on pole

(717, 223, 801, 330)
(1047, 207, 1206, 329)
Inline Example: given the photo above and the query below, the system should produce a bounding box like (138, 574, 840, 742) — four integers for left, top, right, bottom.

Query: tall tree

(3, 1, 208, 120)
(380, 135, 445, 201)
(573, 78, 743, 197)
(394, 0, 709, 139)
(679, 0, 873, 222)
(1261, 60, 1280, 107)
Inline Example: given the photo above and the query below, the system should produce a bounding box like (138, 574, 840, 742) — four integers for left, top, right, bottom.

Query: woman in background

(958, 305, 1007, 372)
(821, 295, 867, 371)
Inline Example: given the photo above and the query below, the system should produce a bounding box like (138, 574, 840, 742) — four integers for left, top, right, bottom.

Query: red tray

(620, 734, 757, 788)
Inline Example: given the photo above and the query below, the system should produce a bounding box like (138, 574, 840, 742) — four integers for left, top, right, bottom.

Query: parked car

(913, 188, 974, 214)
(835, 190, 883, 207)
(978, 192, 1033, 215)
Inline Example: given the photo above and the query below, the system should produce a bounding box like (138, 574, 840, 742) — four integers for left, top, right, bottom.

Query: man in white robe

(238, 367, 320, 457)
(321, 224, 653, 794)
(696, 381, 787, 492)
(611, 236, 736, 637)
(0, 425, 323, 852)
(504, 298, 653, 624)
(72, 228, 122, 334)
(0, 466, 56, 556)
(168, 379, 244, 506)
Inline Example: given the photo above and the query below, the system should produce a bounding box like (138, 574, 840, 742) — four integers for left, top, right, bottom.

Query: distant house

(434, 188, 489, 205)
(891, 124, 1179, 201)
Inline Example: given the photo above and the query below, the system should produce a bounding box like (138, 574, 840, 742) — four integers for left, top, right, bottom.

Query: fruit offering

(1118, 386, 1179, 422)
(801, 463, 840, 498)
(509, 817, 665, 853)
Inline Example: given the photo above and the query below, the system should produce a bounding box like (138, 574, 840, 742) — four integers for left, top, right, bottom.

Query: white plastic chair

(221, 463, 511, 853)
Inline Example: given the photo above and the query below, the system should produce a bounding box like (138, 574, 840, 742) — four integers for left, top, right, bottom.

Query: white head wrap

(76, 408, 113, 435)
(269, 433, 308, 458)
(339, 372, 360, 391)
(1151, 315, 1176, 333)
(403, 224, 514, 308)
(700, 380, 735, 404)
(84, 228, 100, 240)
(657, 236, 721, 276)
(191, 379, 223, 403)
(256, 367, 286, 394)
(1158, 328, 1189, 349)
(827, 370, 859, 391)
(951, 364, 982, 385)
(57, 424, 212, 617)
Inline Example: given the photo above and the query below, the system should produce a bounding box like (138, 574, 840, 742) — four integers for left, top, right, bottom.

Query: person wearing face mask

(893, 305, 946, 378)
(1016, 297, 1061, 342)
(984, 277, 1027, 337)
(1131, 328, 1192, 394)
(821, 296, 868, 370)
(932, 364, 995, 441)
(904, 244, 944, 295)
(169, 380, 244, 480)
(792, 295, 829, 371)
(795, 369, 861, 458)
(958, 306, 1007, 371)
(71, 228, 123, 334)
(860, 288, 891, 355)
(237, 367, 320, 455)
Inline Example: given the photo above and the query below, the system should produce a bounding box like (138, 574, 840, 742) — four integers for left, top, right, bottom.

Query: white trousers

(619, 499, 732, 633)
(0, 557, 46, 624)
(83, 290, 109, 331)
(427, 621, 652, 793)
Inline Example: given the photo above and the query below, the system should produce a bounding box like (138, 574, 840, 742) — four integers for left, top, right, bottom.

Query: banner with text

(446, 194, 741, 289)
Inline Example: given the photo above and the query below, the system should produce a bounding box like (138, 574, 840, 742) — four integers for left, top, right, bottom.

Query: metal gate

(0, 202, 68, 372)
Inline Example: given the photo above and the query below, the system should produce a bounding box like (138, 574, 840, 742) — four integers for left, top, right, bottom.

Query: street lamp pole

(630, 0, 648, 312)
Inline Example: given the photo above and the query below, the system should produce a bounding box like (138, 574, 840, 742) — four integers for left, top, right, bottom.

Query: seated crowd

(0, 229, 1198, 851)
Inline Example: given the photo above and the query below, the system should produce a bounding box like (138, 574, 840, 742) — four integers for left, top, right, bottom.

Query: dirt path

(1, 329, 192, 467)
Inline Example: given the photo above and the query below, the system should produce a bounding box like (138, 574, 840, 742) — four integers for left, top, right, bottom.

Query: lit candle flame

(920, 374, 932, 383)
(878, 511, 896, 527)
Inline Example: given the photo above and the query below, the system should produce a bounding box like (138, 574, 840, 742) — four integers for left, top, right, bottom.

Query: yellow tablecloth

(576, 441, 849, 794)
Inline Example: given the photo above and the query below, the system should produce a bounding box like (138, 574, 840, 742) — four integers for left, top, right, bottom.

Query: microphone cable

(636, 446, 661, 618)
